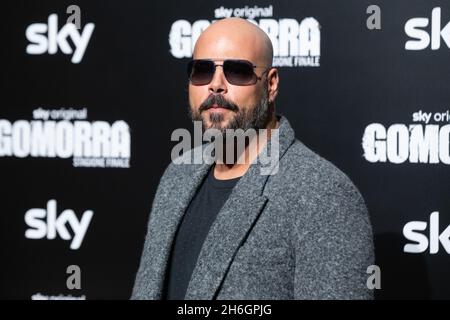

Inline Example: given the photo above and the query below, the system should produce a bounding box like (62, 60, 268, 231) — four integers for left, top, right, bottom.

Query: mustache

(198, 94, 239, 113)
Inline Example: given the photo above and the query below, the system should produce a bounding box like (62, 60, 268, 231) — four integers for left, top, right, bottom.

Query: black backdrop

(1, 0, 449, 299)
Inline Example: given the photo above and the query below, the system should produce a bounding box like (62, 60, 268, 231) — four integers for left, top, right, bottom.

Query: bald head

(193, 18, 273, 68)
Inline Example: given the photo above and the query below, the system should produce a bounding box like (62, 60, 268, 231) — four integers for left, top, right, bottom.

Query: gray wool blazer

(131, 114, 374, 300)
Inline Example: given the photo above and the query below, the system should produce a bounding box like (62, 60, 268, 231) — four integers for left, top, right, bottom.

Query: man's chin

(201, 114, 232, 131)
(203, 122, 230, 132)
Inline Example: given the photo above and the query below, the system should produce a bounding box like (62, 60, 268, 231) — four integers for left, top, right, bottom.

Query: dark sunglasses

(187, 59, 271, 86)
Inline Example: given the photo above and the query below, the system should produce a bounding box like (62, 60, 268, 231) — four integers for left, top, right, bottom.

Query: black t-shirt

(164, 165, 241, 300)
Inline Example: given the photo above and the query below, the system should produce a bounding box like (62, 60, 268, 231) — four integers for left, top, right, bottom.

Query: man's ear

(266, 68, 279, 103)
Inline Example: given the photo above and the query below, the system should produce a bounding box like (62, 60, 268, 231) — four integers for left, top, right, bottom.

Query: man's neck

(213, 117, 279, 180)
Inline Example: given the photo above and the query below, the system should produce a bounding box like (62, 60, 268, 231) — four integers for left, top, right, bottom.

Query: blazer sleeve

(293, 176, 375, 300)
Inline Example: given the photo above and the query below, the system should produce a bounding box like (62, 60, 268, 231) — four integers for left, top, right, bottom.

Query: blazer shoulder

(266, 139, 368, 216)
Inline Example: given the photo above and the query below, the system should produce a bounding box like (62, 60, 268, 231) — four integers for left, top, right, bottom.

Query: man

(132, 17, 374, 300)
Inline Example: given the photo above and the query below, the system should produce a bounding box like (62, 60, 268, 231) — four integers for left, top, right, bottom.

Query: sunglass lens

(188, 60, 214, 85)
(223, 60, 256, 85)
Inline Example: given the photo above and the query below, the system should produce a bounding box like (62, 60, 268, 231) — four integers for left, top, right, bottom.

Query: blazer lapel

(184, 165, 270, 299)
(143, 152, 213, 299)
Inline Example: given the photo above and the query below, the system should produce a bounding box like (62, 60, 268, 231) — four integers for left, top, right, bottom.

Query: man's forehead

(193, 35, 261, 63)
(192, 18, 273, 67)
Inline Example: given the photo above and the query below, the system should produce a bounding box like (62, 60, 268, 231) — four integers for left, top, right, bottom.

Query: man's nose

(208, 65, 228, 94)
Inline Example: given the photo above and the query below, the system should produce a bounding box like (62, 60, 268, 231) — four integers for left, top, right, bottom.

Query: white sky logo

(405, 7, 450, 50)
(26, 13, 95, 63)
(25, 199, 93, 250)
(403, 211, 450, 254)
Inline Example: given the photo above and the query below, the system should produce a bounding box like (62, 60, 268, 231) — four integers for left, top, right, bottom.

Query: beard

(188, 88, 271, 134)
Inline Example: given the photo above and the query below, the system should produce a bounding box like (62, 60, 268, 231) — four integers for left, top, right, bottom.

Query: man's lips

(206, 104, 229, 110)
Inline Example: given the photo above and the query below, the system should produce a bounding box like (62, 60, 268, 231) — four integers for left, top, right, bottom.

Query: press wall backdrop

(1, 0, 449, 299)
